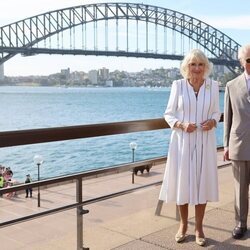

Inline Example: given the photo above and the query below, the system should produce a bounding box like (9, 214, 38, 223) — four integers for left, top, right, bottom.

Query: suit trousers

(232, 160, 250, 228)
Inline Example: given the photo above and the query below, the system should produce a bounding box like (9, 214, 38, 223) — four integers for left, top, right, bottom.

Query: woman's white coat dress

(159, 79, 221, 205)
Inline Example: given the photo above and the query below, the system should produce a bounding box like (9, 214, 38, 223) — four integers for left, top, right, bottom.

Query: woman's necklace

(189, 80, 203, 95)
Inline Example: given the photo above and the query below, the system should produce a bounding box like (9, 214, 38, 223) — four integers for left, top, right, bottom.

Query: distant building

(70, 71, 86, 84)
(142, 68, 152, 74)
(98, 67, 109, 81)
(0, 64, 4, 80)
(213, 47, 232, 76)
(61, 68, 70, 78)
(88, 70, 98, 85)
(167, 68, 178, 79)
(213, 65, 229, 76)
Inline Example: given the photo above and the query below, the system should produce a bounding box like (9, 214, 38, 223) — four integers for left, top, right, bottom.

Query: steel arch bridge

(0, 2, 241, 73)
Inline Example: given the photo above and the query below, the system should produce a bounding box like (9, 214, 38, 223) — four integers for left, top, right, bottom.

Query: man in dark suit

(224, 44, 250, 239)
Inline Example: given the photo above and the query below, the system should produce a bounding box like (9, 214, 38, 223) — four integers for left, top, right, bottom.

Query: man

(0, 173, 4, 197)
(25, 174, 32, 198)
(224, 44, 250, 239)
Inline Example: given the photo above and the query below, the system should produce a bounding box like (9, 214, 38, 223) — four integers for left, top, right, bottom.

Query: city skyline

(0, 0, 250, 76)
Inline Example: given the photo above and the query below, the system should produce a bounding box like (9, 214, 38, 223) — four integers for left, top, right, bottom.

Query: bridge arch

(0, 2, 241, 73)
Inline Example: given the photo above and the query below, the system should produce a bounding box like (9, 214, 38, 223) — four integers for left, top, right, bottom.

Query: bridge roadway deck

(0, 151, 249, 250)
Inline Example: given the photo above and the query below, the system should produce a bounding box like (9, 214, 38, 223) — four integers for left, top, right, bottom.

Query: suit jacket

(224, 73, 250, 160)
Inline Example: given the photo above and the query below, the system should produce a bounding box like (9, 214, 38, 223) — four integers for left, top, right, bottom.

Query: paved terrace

(0, 151, 249, 250)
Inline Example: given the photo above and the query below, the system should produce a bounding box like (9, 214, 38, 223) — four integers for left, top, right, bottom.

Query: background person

(159, 49, 221, 246)
(4, 167, 16, 198)
(0, 173, 4, 197)
(25, 174, 32, 198)
(223, 43, 250, 239)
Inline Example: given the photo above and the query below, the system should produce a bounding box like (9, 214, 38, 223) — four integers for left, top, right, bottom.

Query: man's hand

(223, 148, 230, 161)
(200, 119, 216, 131)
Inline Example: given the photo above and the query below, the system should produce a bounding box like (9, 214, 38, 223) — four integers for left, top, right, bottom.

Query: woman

(159, 49, 220, 246)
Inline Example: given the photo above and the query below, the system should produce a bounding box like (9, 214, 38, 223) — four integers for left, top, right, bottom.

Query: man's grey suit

(224, 73, 250, 228)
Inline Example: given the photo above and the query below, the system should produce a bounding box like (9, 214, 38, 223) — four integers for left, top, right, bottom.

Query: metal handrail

(0, 115, 224, 249)
(0, 115, 223, 148)
(0, 118, 168, 147)
(0, 156, 167, 195)
(0, 114, 224, 195)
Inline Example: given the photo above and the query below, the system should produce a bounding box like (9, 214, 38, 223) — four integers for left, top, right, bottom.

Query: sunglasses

(246, 58, 250, 63)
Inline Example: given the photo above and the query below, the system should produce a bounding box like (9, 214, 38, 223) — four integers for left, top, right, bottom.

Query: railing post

(76, 177, 89, 250)
(155, 200, 180, 221)
(155, 200, 163, 216)
(132, 171, 135, 184)
(176, 204, 180, 221)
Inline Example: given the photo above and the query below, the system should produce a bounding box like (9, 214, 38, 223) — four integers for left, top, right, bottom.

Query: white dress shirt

(244, 72, 250, 92)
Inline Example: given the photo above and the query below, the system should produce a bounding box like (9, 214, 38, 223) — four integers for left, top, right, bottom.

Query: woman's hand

(182, 122, 197, 133)
(176, 121, 197, 133)
(200, 119, 216, 131)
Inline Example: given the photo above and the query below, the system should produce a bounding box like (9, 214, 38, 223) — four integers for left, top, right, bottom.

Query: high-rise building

(88, 70, 98, 85)
(98, 67, 109, 80)
(61, 68, 70, 79)
(0, 64, 4, 80)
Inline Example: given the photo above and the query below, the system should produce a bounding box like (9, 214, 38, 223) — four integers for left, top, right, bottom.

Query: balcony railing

(0, 115, 224, 250)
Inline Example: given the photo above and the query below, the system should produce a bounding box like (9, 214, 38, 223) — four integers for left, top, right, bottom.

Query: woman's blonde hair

(180, 49, 213, 79)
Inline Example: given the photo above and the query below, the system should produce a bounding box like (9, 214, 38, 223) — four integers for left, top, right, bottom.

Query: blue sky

(0, 0, 250, 76)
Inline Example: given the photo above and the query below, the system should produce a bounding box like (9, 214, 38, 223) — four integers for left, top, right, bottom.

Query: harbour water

(0, 86, 224, 180)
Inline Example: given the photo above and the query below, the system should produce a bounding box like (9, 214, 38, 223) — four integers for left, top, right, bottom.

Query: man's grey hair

(238, 44, 250, 63)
